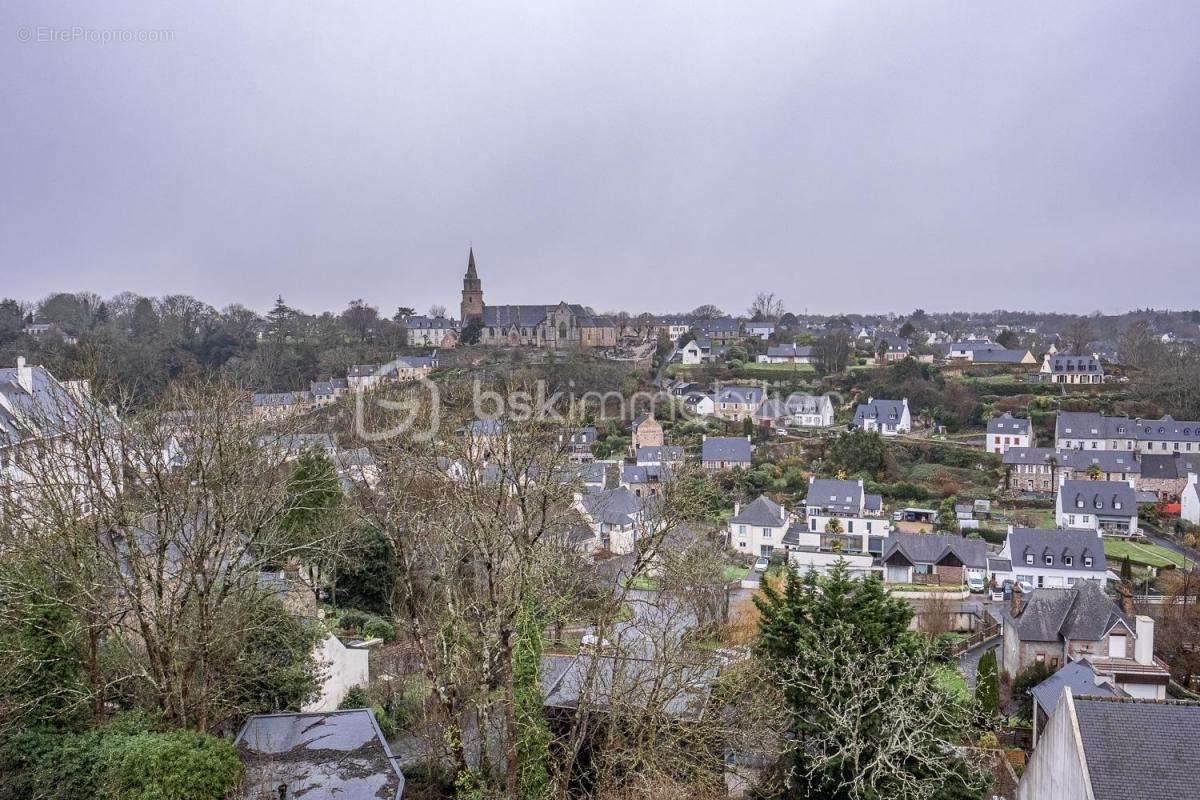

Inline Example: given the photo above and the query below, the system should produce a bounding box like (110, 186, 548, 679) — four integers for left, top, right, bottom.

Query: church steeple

(460, 247, 484, 322)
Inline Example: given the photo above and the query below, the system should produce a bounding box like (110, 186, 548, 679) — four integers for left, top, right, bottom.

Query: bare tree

(815, 330, 852, 375)
(1063, 317, 1095, 354)
(748, 292, 785, 322)
(428, 304, 447, 319)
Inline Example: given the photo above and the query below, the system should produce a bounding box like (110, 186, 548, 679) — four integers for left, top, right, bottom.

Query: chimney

(1135, 616, 1155, 665)
(733, 502, 740, 517)
(1010, 581, 1023, 617)
(15, 356, 33, 394)
(1118, 582, 1135, 616)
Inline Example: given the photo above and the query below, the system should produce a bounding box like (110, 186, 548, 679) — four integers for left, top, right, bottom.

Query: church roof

(465, 247, 478, 279)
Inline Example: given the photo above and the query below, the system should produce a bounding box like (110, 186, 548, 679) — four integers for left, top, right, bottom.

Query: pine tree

(975, 649, 1000, 718)
(1121, 555, 1134, 586)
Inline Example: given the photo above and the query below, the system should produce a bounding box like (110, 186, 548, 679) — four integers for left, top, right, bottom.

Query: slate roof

(729, 495, 787, 527)
(970, 348, 1034, 363)
(578, 487, 651, 526)
(1055, 411, 1131, 441)
(1132, 415, 1200, 442)
(1029, 661, 1124, 717)
(715, 385, 764, 405)
(701, 437, 752, 463)
(1072, 696, 1200, 800)
(1045, 354, 1102, 374)
(621, 464, 672, 485)
(697, 317, 741, 334)
(251, 391, 312, 407)
(310, 378, 349, 396)
(541, 654, 716, 722)
(878, 336, 909, 353)
(1060, 480, 1137, 518)
(784, 393, 829, 415)
(404, 315, 458, 330)
(882, 532, 987, 568)
(235, 709, 405, 800)
(754, 398, 788, 420)
(1138, 454, 1197, 480)
(481, 303, 611, 329)
(987, 412, 1031, 436)
(1058, 449, 1141, 475)
(1008, 528, 1107, 574)
(635, 445, 684, 463)
(1005, 580, 1127, 643)
(805, 478, 864, 515)
(1003, 446, 1058, 467)
(854, 398, 907, 427)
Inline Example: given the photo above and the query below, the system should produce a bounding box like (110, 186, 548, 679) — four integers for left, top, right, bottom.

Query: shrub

(338, 685, 371, 710)
(12, 719, 241, 800)
(1010, 662, 1053, 722)
(371, 705, 397, 739)
(363, 616, 396, 643)
(337, 610, 369, 632)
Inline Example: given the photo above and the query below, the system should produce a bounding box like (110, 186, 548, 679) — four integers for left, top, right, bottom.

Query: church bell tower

(460, 247, 484, 322)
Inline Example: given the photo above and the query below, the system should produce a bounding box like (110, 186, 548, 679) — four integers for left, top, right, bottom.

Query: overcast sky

(3, 2, 1199, 317)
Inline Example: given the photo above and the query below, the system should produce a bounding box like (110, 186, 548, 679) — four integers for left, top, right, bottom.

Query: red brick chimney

(1010, 581, 1023, 617)
(1118, 582, 1135, 616)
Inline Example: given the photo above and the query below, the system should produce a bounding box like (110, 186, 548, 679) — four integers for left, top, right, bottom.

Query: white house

(1040, 353, 1104, 384)
(680, 337, 720, 365)
(757, 344, 816, 364)
(727, 495, 793, 556)
(801, 478, 888, 540)
(998, 528, 1108, 590)
(784, 394, 834, 428)
(986, 412, 1033, 454)
(1055, 478, 1139, 537)
(682, 392, 716, 418)
(853, 397, 911, 436)
(573, 487, 658, 555)
(1184, 473, 1200, 525)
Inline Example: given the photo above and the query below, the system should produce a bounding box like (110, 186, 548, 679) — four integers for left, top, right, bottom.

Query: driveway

(955, 639, 1000, 693)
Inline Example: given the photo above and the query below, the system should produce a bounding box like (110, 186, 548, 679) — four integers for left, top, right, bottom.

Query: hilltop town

(2, 258, 1200, 800)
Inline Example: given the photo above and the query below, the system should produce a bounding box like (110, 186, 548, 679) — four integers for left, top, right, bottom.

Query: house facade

(853, 397, 911, 435)
(727, 495, 792, 556)
(403, 315, 459, 348)
(1000, 580, 1131, 679)
(700, 436, 752, 471)
(784, 393, 834, 428)
(1040, 353, 1104, 384)
(714, 385, 765, 421)
(1055, 479, 1138, 536)
(881, 533, 987, 586)
(998, 528, 1108, 591)
(986, 412, 1032, 454)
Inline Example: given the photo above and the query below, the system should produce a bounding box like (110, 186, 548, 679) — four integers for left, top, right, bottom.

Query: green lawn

(739, 362, 815, 374)
(934, 664, 970, 703)
(1104, 540, 1194, 570)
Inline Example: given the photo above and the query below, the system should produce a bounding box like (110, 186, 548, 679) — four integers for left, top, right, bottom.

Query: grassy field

(738, 362, 815, 374)
(1104, 539, 1194, 570)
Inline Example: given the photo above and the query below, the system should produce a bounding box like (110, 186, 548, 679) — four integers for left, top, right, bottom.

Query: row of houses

(250, 353, 438, 420)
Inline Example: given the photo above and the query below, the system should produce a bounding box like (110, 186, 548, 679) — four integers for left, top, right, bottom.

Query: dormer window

(1045, 555, 1054, 566)
(1114, 499, 1122, 510)
(1064, 556, 1073, 566)
(1025, 553, 1034, 565)
(1084, 556, 1093, 567)
(1076, 498, 1084, 508)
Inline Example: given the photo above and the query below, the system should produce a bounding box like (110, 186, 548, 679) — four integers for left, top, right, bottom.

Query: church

(459, 249, 617, 348)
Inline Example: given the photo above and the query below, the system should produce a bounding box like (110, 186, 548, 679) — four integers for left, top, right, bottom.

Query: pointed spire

(466, 247, 478, 279)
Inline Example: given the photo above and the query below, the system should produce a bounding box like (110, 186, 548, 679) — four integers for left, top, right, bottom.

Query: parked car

(967, 574, 986, 593)
(753, 556, 770, 572)
(989, 586, 1004, 602)
(773, 427, 788, 437)
(1017, 579, 1035, 595)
